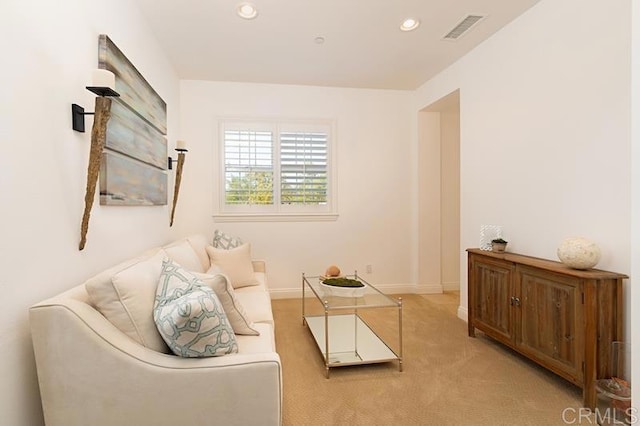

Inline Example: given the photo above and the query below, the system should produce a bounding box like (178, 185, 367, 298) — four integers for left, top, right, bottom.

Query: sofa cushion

(212, 229, 243, 250)
(163, 240, 204, 273)
(234, 272, 268, 293)
(86, 250, 169, 353)
(154, 260, 238, 357)
(234, 291, 274, 326)
(193, 272, 260, 336)
(206, 243, 259, 289)
(235, 323, 275, 354)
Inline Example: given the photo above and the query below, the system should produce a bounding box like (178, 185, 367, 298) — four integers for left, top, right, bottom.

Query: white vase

(557, 237, 601, 270)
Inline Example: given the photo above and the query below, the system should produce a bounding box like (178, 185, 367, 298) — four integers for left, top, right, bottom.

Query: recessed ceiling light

(400, 18, 420, 32)
(314, 36, 325, 44)
(237, 2, 258, 20)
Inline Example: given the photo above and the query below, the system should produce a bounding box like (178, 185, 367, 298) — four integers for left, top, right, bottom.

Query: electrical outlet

(366, 264, 372, 274)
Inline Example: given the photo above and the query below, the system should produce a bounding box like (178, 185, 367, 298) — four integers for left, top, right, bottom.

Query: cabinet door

(470, 256, 514, 345)
(516, 266, 583, 384)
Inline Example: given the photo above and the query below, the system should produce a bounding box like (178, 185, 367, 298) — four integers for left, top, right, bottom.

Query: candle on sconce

(176, 140, 187, 151)
(92, 69, 116, 90)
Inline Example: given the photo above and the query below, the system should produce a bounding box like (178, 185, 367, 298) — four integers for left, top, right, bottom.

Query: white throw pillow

(163, 240, 204, 273)
(205, 243, 259, 289)
(154, 260, 238, 357)
(86, 251, 169, 353)
(195, 271, 260, 336)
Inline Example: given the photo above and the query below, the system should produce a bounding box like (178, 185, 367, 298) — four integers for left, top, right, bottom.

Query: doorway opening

(417, 90, 460, 298)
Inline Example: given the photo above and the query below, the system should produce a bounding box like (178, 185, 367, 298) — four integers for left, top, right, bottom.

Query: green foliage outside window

(281, 174, 327, 205)
(225, 171, 274, 205)
(226, 171, 327, 205)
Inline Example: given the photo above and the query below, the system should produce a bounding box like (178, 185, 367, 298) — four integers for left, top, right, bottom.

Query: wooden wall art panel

(98, 34, 167, 134)
(97, 34, 168, 206)
(106, 98, 167, 170)
(100, 151, 167, 206)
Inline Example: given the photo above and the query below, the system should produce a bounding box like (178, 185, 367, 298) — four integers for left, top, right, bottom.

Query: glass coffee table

(302, 272, 403, 378)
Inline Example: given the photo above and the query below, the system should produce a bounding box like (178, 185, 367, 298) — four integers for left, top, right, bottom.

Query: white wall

(414, 0, 632, 329)
(178, 81, 413, 295)
(0, 1, 179, 424)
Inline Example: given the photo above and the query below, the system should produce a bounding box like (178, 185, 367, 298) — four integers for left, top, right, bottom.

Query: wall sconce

(169, 140, 188, 227)
(72, 69, 120, 132)
(76, 69, 120, 251)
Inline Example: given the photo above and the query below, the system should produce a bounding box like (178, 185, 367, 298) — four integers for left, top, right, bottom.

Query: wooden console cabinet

(467, 249, 626, 409)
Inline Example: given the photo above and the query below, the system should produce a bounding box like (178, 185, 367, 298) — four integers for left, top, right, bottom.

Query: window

(223, 128, 274, 206)
(280, 130, 328, 206)
(217, 119, 336, 221)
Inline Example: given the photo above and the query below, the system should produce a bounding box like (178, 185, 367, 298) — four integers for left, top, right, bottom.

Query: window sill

(212, 213, 339, 223)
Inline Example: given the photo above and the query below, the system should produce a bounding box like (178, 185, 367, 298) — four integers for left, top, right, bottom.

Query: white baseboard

(457, 306, 468, 323)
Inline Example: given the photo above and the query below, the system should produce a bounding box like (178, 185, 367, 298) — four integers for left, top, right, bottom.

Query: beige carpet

(272, 293, 586, 426)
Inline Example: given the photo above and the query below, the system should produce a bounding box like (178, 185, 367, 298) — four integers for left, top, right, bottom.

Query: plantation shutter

(224, 129, 274, 205)
(280, 130, 328, 205)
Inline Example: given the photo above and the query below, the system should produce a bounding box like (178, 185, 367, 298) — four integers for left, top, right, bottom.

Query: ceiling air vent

(443, 14, 486, 40)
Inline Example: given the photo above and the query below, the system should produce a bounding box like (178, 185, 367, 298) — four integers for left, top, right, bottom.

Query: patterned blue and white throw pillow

(154, 260, 238, 357)
(212, 229, 243, 250)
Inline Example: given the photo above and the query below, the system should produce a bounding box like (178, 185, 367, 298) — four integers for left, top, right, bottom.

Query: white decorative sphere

(557, 237, 601, 269)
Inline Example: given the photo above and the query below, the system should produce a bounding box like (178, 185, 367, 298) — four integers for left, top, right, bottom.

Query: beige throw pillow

(86, 251, 169, 353)
(163, 240, 204, 273)
(195, 271, 260, 336)
(205, 243, 259, 289)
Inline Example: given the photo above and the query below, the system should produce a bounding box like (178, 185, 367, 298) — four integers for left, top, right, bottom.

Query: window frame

(214, 118, 338, 222)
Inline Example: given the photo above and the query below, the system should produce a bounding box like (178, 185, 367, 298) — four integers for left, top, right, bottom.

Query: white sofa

(29, 235, 281, 426)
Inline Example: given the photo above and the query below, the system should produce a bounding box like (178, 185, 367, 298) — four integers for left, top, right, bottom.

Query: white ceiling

(132, 0, 541, 90)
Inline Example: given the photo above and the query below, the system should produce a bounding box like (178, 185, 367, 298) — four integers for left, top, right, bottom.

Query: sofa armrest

(30, 300, 281, 426)
(252, 260, 266, 273)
